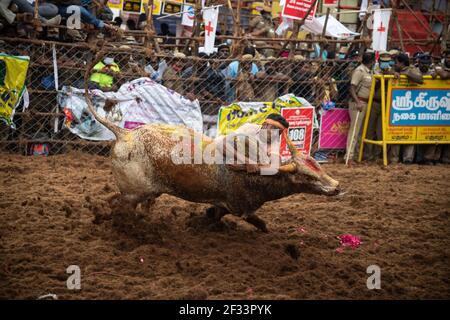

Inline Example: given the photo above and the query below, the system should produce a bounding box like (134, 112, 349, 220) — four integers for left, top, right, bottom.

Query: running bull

(84, 95, 340, 233)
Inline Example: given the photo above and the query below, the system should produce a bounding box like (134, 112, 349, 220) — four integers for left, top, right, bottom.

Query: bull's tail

(83, 50, 126, 139)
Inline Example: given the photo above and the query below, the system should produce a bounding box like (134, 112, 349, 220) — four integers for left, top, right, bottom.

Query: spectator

(417, 53, 440, 165)
(52, 0, 115, 31)
(224, 46, 259, 103)
(204, 53, 226, 102)
(10, 0, 61, 24)
(235, 54, 255, 102)
(217, 43, 230, 59)
(255, 56, 291, 102)
(338, 46, 349, 59)
(89, 56, 120, 91)
(290, 54, 314, 102)
(313, 60, 337, 112)
(158, 22, 175, 45)
(162, 51, 187, 96)
(0, 0, 60, 36)
(144, 55, 168, 83)
(113, 16, 122, 27)
(388, 53, 423, 164)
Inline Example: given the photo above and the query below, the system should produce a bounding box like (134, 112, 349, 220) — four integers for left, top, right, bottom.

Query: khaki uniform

(249, 15, 275, 57)
(346, 64, 373, 160)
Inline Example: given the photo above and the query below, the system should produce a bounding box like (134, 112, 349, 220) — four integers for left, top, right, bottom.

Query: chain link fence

(0, 37, 357, 157)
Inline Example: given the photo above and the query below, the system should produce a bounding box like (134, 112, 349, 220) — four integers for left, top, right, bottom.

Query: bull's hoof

(205, 206, 228, 221)
(244, 214, 269, 233)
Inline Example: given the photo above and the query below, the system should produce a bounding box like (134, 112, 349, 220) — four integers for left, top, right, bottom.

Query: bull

(84, 92, 339, 233)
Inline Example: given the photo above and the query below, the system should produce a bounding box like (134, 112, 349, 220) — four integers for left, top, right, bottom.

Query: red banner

(281, 0, 318, 21)
(323, 0, 337, 6)
(280, 107, 314, 157)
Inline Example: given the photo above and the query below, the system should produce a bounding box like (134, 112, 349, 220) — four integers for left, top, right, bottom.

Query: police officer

(248, 5, 276, 58)
(346, 51, 375, 164)
(365, 51, 393, 161)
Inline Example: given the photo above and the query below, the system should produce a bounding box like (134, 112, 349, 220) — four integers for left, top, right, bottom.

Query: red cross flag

(202, 6, 219, 54)
(372, 9, 391, 51)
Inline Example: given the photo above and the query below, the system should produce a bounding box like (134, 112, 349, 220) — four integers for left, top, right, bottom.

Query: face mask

(389, 60, 395, 67)
(338, 53, 346, 60)
(445, 59, 450, 69)
(380, 61, 391, 70)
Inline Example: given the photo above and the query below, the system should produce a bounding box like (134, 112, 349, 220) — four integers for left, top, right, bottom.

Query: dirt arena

(0, 152, 449, 300)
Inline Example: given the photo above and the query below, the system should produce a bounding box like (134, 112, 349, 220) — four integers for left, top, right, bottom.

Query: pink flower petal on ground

(338, 234, 362, 249)
(296, 227, 307, 233)
(335, 247, 345, 253)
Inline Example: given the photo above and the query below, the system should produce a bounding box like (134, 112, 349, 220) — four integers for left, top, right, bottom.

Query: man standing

(346, 51, 375, 164)
(366, 51, 393, 161)
(389, 53, 423, 164)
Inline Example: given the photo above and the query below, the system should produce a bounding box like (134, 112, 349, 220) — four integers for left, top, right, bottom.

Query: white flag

(202, 7, 219, 55)
(181, 4, 195, 27)
(372, 9, 391, 51)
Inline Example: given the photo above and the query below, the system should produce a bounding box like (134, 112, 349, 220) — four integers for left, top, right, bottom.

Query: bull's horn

(278, 163, 297, 173)
(283, 131, 300, 157)
(322, 174, 339, 188)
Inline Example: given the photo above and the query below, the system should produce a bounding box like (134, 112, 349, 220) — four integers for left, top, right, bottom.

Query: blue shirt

(226, 61, 259, 78)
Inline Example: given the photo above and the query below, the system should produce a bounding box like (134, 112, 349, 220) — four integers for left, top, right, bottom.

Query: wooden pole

(393, 7, 405, 52)
(145, 0, 161, 53)
(233, 0, 242, 56)
(442, 0, 450, 51)
(283, 0, 319, 56)
(400, 0, 434, 35)
(183, 0, 203, 55)
(319, 7, 331, 59)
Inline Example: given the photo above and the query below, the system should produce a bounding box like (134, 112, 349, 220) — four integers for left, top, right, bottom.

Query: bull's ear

(278, 163, 297, 173)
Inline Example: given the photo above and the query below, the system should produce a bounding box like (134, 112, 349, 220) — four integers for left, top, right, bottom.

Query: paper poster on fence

(107, 0, 123, 9)
(282, 0, 318, 21)
(58, 78, 203, 141)
(318, 108, 350, 149)
(123, 0, 142, 13)
(0, 54, 30, 128)
(279, 107, 314, 157)
(217, 94, 312, 136)
(386, 77, 450, 142)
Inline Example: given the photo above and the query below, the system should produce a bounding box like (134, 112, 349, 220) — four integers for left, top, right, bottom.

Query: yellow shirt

(89, 61, 120, 88)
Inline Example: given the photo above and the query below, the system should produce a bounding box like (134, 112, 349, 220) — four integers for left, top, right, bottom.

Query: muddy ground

(0, 152, 449, 299)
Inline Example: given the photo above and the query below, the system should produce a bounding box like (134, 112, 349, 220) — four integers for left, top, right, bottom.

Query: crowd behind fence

(0, 37, 379, 157)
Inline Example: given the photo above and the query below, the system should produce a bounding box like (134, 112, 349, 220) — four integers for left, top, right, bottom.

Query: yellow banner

(0, 54, 30, 127)
(217, 95, 311, 136)
(143, 0, 162, 14)
(385, 77, 450, 142)
(107, 0, 123, 9)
